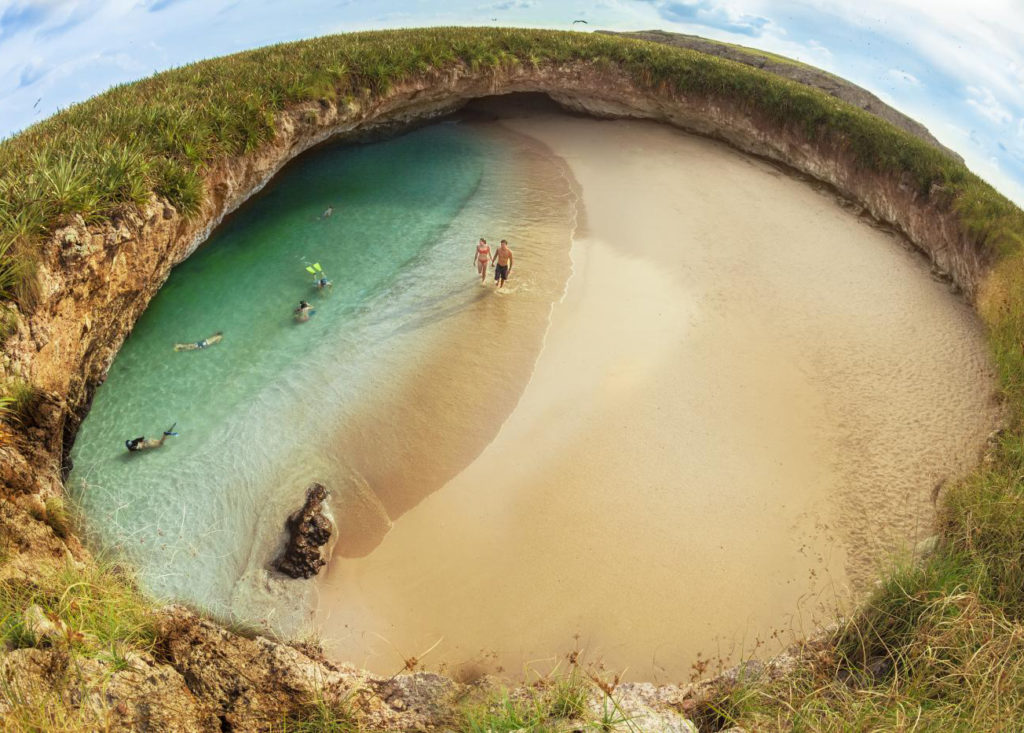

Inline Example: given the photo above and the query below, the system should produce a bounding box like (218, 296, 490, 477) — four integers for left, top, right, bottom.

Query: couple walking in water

(474, 238, 514, 288)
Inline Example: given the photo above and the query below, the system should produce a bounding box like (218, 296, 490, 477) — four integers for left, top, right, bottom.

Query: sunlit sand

(316, 100, 1000, 682)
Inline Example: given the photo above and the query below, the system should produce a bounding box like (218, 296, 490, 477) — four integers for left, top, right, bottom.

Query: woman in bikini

(473, 238, 491, 283)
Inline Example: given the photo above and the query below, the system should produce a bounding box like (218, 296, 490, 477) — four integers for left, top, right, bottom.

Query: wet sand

(230, 121, 577, 632)
(317, 105, 1000, 681)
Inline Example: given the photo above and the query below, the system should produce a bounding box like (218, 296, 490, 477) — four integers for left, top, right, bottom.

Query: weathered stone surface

(273, 482, 333, 579)
(602, 682, 698, 732)
(156, 604, 351, 731)
(154, 604, 467, 731)
(79, 651, 219, 732)
(0, 647, 216, 732)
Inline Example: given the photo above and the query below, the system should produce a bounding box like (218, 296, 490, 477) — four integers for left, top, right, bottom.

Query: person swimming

(322, 206, 334, 219)
(294, 300, 314, 322)
(306, 263, 332, 290)
(125, 423, 178, 452)
(173, 332, 223, 352)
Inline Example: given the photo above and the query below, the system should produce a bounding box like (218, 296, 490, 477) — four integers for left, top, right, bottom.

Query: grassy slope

(0, 27, 1023, 729)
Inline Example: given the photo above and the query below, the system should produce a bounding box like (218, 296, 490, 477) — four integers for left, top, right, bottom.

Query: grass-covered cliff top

(3, 26, 1024, 731)
(0, 27, 1022, 306)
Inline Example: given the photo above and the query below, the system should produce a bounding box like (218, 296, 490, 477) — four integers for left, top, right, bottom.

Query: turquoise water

(68, 120, 573, 619)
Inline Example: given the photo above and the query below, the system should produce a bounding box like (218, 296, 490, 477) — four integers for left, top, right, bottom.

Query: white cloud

(887, 69, 919, 86)
(1, 0, 1023, 205)
(491, 0, 536, 9)
(967, 85, 1014, 126)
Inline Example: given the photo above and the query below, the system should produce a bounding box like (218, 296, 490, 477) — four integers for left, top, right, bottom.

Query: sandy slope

(317, 106, 999, 682)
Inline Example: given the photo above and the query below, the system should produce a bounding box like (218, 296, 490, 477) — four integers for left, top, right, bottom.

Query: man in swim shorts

(492, 239, 514, 288)
(473, 238, 491, 283)
(126, 424, 178, 452)
(174, 332, 223, 351)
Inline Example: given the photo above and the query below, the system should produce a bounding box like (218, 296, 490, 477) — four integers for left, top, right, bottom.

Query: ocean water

(68, 119, 576, 622)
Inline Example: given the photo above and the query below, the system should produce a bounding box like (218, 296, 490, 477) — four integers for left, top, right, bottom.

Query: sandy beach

(316, 101, 1000, 682)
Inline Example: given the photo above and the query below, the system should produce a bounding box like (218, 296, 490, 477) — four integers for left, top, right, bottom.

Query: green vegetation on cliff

(2, 26, 1024, 731)
(1, 27, 1021, 301)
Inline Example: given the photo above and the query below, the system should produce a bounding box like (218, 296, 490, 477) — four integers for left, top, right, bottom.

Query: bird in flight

(572, 19, 588, 24)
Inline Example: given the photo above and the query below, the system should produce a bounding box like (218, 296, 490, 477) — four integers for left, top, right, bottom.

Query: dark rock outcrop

(273, 483, 332, 579)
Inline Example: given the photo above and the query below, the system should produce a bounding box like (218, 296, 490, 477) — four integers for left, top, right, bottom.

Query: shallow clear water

(69, 120, 575, 618)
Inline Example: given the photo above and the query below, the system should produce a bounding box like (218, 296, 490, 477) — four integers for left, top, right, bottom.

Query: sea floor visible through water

(71, 95, 1001, 683)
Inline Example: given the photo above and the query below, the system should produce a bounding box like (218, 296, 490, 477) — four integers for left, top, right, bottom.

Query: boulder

(272, 482, 333, 579)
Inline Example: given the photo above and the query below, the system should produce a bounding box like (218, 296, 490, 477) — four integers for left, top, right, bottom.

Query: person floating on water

(174, 332, 223, 352)
(492, 239, 514, 288)
(294, 300, 314, 322)
(306, 262, 332, 290)
(473, 237, 491, 283)
(125, 423, 178, 452)
(322, 206, 334, 219)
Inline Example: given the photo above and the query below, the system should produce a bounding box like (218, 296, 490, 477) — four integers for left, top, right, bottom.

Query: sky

(1, 0, 1022, 206)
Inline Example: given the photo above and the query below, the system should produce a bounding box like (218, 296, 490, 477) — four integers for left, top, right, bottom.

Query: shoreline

(224, 117, 583, 637)
(315, 105, 1000, 681)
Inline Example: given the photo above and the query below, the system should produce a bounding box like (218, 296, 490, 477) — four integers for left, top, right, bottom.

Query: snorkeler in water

(125, 423, 178, 452)
(306, 263, 332, 290)
(174, 332, 223, 352)
(294, 300, 314, 322)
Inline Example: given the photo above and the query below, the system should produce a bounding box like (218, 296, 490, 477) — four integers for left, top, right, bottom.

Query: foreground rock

(0, 601, 706, 731)
(273, 482, 333, 579)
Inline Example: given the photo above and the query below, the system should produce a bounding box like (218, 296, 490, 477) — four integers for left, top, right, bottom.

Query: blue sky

(1, 0, 1022, 205)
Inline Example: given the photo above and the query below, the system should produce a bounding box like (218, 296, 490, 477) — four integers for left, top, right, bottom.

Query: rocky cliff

(0, 48, 997, 730)
(601, 29, 960, 161)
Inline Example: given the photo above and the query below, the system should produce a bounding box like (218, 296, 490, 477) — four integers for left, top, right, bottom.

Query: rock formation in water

(273, 482, 333, 579)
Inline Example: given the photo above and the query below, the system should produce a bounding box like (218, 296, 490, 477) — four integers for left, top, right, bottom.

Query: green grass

(701, 580, 1024, 731)
(461, 691, 555, 733)
(2, 28, 1020, 308)
(0, 376, 38, 425)
(458, 666, 641, 732)
(43, 496, 71, 540)
(0, 560, 157, 658)
(0, 559, 160, 730)
(278, 692, 362, 733)
(0, 676, 111, 733)
(0, 305, 17, 344)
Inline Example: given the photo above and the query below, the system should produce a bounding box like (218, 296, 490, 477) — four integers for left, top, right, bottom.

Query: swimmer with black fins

(174, 332, 223, 352)
(294, 300, 314, 322)
(125, 423, 178, 453)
